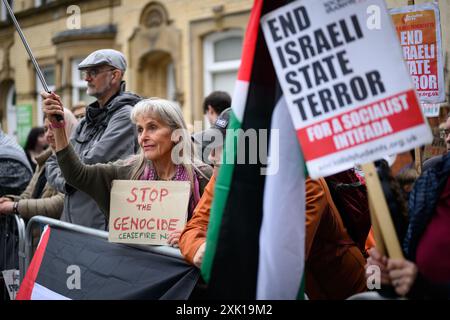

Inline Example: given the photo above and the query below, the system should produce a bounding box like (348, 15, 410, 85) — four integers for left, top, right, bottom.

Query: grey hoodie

(0, 130, 33, 195)
(46, 82, 141, 230)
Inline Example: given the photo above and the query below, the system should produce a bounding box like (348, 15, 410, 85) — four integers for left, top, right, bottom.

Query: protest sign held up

(390, 2, 445, 104)
(261, 0, 432, 179)
(109, 180, 190, 245)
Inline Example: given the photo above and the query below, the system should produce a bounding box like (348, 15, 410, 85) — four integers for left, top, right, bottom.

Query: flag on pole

(257, 96, 306, 300)
(201, 0, 291, 299)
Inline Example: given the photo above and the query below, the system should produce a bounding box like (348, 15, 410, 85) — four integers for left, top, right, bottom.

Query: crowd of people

(1, 48, 449, 300)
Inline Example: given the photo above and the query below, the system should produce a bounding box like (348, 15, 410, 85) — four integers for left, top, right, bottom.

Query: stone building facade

(0, 0, 449, 149)
(0, 0, 253, 141)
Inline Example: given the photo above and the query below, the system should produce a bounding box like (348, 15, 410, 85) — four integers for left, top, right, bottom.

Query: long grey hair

(128, 98, 205, 189)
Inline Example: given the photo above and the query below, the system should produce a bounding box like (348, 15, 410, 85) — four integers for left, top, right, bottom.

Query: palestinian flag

(201, 0, 291, 299)
(17, 227, 199, 300)
(257, 97, 306, 300)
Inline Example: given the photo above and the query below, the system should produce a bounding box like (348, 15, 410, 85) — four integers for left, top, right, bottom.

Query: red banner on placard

(298, 90, 422, 161)
(390, 3, 444, 103)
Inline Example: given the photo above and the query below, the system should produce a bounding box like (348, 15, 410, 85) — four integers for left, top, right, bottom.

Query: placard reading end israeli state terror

(109, 180, 190, 245)
(261, 0, 432, 178)
(390, 3, 444, 104)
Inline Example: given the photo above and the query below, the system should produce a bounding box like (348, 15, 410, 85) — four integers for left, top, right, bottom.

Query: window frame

(6, 84, 17, 138)
(34, 0, 54, 7)
(71, 58, 88, 106)
(166, 62, 176, 101)
(0, 0, 12, 22)
(203, 29, 243, 97)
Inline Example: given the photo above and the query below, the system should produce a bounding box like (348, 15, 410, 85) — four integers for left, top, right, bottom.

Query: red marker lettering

(140, 187, 151, 202)
(126, 188, 138, 203)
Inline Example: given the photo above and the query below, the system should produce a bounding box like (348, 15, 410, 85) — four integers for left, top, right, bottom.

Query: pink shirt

(416, 177, 450, 283)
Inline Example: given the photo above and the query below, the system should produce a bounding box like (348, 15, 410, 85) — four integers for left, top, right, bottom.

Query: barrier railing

(13, 215, 26, 283)
(24, 216, 184, 276)
(1, 214, 25, 300)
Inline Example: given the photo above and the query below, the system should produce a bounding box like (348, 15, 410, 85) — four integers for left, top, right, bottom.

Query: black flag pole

(2, 0, 63, 121)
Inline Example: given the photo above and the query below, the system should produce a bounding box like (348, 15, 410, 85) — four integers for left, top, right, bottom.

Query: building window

(166, 62, 176, 101)
(0, 0, 13, 22)
(203, 29, 243, 98)
(36, 66, 55, 126)
(72, 58, 95, 106)
(34, 0, 55, 7)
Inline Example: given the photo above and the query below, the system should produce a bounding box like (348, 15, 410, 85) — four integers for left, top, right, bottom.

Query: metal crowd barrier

(24, 216, 184, 277)
(1, 214, 26, 299)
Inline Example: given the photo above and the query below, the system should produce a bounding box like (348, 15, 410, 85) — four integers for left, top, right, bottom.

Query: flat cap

(78, 49, 127, 71)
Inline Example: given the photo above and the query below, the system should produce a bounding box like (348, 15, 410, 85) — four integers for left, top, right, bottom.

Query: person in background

(42, 97, 212, 246)
(443, 115, 450, 153)
(71, 101, 87, 120)
(423, 115, 450, 172)
(366, 151, 450, 299)
(42, 49, 142, 230)
(194, 92, 231, 164)
(304, 169, 370, 300)
(0, 128, 33, 196)
(0, 109, 78, 219)
(203, 91, 231, 126)
(396, 168, 419, 203)
(0, 129, 32, 294)
(24, 127, 48, 172)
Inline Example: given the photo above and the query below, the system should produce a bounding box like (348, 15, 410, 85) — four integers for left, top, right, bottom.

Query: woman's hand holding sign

(167, 230, 182, 248)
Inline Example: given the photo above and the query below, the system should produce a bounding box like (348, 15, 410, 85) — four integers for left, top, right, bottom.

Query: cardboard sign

(390, 3, 445, 104)
(421, 103, 440, 118)
(109, 180, 190, 245)
(261, 0, 432, 178)
(2, 269, 20, 300)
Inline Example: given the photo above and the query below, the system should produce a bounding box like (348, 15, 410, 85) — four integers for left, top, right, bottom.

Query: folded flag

(17, 226, 199, 300)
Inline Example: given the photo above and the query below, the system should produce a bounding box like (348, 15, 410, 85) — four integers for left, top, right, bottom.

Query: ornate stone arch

(128, 2, 183, 104)
(139, 1, 172, 28)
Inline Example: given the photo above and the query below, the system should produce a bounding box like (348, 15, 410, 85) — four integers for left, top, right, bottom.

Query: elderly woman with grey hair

(42, 93, 212, 246)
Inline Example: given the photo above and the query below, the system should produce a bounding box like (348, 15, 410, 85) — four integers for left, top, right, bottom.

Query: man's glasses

(81, 68, 116, 79)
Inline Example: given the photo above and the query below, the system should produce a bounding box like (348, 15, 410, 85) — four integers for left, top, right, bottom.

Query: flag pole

(361, 162, 404, 259)
(2, 0, 49, 92)
(2, 0, 63, 121)
(368, 193, 386, 256)
(415, 147, 422, 175)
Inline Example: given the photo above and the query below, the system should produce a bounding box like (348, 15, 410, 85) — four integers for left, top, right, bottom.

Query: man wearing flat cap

(42, 49, 141, 230)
